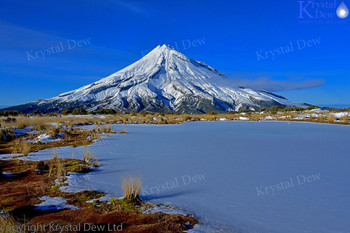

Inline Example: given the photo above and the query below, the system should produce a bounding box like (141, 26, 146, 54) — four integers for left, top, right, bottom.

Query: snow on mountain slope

(7, 44, 305, 113)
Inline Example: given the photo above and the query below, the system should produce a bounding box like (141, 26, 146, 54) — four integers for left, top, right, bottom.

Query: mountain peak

(144, 44, 188, 63)
(6, 45, 302, 113)
(160, 44, 174, 49)
(150, 44, 177, 55)
(154, 44, 175, 50)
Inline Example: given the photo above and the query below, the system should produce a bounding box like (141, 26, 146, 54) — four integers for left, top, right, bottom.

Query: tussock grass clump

(55, 159, 66, 181)
(11, 139, 31, 156)
(119, 127, 128, 134)
(94, 157, 99, 167)
(48, 163, 53, 177)
(82, 147, 99, 166)
(83, 127, 100, 140)
(316, 116, 326, 122)
(48, 150, 66, 181)
(122, 176, 142, 201)
(327, 115, 336, 122)
(82, 147, 94, 162)
(341, 115, 348, 123)
(100, 125, 113, 133)
(49, 126, 60, 138)
(52, 149, 60, 160)
(35, 123, 46, 132)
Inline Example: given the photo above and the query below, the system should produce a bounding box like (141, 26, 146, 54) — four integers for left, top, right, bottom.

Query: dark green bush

(33, 110, 42, 115)
(93, 109, 117, 115)
(72, 108, 87, 115)
(62, 109, 73, 115)
(0, 110, 21, 117)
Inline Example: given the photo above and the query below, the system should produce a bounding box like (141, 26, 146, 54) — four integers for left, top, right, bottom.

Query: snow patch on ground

(34, 196, 78, 211)
(28, 134, 62, 144)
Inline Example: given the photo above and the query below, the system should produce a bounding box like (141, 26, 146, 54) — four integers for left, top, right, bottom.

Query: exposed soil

(28, 209, 198, 233)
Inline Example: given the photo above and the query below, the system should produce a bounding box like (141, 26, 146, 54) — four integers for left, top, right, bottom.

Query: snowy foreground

(15, 122, 350, 233)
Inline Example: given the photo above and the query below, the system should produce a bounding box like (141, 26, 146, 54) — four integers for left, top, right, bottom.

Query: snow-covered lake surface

(16, 122, 350, 233)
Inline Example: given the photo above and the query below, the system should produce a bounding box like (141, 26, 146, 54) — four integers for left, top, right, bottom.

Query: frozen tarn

(17, 122, 350, 233)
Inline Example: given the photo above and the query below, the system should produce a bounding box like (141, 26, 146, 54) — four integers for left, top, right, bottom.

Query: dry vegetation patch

(0, 157, 198, 233)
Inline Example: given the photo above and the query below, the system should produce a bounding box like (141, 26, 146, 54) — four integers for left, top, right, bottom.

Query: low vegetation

(1, 106, 347, 232)
(0, 120, 118, 156)
(0, 155, 198, 232)
(122, 176, 142, 201)
(11, 138, 31, 156)
(82, 147, 95, 163)
(0, 106, 348, 157)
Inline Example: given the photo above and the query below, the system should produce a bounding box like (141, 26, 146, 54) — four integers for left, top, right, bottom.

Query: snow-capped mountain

(6, 44, 304, 113)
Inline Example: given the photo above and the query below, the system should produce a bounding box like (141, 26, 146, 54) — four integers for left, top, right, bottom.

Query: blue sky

(0, 0, 349, 107)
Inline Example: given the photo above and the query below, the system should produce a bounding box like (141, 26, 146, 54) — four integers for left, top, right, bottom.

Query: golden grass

(49, 150, 66, 181)
(82, 147, 94, 162)
(11, 138, 31, 156)
(82, 127, 101, 140)
(0, 115, 92, 129)
(52, 149, 59, 160)
(1, 110, 349, 147)
(82, 147, 99, 166)
(122, 176, 142, 200)
(55, 159, 66, 181)
(119, 127, 128, 134)
(94, 157, 99, 167)
(341, 115, 349, 123)
(100, 125, 113, 133)
(48, 163, 53, 177)
(49, 126, 59, 138)
(327, 115, 336, 122)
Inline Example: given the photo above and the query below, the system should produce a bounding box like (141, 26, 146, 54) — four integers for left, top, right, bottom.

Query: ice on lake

(21, 121, 350, 233)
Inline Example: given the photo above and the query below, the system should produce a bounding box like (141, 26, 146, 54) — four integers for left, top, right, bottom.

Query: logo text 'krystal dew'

(297, 0, 349, 21)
